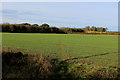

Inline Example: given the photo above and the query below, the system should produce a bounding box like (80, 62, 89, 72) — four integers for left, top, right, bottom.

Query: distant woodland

(1, 23, 108, 34)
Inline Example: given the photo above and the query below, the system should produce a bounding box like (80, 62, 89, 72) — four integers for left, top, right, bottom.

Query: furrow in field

(59, 37, 67, 60)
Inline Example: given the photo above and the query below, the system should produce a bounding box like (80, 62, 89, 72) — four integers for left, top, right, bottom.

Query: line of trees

(84, 26, 107, 32)
(1, 23, 65, 33)
(1, 23, 108, 34)
(60, 27, 84, 34)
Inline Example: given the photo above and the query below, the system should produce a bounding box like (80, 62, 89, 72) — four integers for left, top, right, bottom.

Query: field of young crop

(2, 33, 118, 67)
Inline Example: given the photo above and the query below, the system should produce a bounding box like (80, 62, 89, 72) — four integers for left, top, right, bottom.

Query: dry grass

(2, 49, 120, 79)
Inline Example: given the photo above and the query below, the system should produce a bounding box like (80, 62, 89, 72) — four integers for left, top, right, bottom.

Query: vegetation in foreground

(2, 50, 120, 79)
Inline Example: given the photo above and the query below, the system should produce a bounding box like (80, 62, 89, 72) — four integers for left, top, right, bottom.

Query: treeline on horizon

(1, 23, 108, 34)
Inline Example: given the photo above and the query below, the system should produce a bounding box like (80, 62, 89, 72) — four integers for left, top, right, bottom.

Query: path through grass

(2, 33, 118, 67)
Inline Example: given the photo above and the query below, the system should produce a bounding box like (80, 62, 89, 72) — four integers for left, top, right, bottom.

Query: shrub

(2, 51, 119, 79)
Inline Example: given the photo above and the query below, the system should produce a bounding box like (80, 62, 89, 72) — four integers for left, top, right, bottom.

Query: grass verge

(2, 50, 120, 80)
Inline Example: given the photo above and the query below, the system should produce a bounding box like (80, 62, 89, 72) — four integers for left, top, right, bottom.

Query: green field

(2, 33, 118, 67)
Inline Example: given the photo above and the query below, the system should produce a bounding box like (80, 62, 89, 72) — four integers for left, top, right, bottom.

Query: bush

(2, 51, 119, 79)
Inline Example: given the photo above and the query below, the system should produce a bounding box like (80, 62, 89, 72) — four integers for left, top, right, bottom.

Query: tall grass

(2, 49, 120, 79)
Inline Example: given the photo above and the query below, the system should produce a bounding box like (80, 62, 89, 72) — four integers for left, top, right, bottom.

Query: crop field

(2, 33, 118, 67)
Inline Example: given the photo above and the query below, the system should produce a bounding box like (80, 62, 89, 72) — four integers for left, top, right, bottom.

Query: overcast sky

(1, 2, 118, 31)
